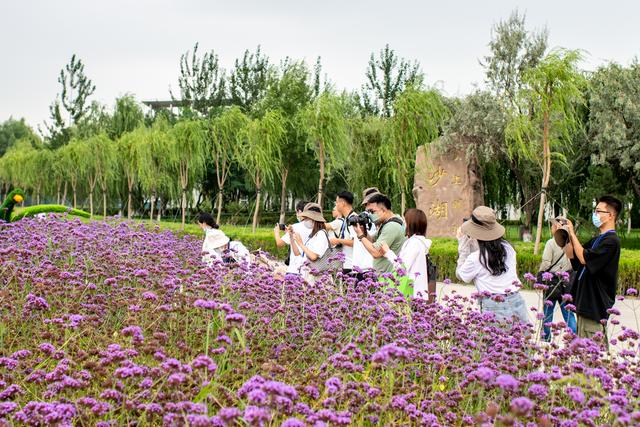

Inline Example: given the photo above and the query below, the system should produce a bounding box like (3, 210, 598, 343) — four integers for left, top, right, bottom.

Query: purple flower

(528, 384, 548, 400)
(524, 272, 536, 282)
(626, 288, 638, 296)
(510, 396, 534, 416)
(325, 377, 342, 395)
(496, 374, 520, 392)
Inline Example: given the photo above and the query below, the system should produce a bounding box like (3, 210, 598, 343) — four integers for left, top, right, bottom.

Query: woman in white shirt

(455, 206, 529, 325)
(290, 203, 329, 279)
(197, 212, 230, 266)
(380, 208, 432, 300)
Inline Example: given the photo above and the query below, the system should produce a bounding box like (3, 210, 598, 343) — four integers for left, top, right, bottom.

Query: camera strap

(340, 211, 355, 239)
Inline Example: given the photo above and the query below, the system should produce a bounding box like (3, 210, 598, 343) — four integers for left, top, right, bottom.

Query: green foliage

(588, 61, 640, 197)
(384, 86, 449, 207)
(110, 94, 144, 139)
(237, 111, 285, 189)
(45, 54, 96, 148)
(0, 118, 41, 157)
(171, 43, 226, 117)
(361, 44, 423, 117)
(1, 189, 26, 222)
(230, 46, 272, 116)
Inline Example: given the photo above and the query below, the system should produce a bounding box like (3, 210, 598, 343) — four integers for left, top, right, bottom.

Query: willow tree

(300, 93, 350, 207)
(506, 49, 585, 254)
(23, 148, 53, 205)
(210, 107, 248, 224)
(138, 121, 174, 222)
(384, 86, 449, 213)
(237, 111, 285, 232)
(117, 128, 143, 219)
(87, 134, 116, 217)
(59, 139, 86, 209)
(169, 120, 207, 229)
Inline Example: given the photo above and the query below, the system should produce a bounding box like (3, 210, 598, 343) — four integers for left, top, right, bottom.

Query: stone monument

(412, 137, 484, 238)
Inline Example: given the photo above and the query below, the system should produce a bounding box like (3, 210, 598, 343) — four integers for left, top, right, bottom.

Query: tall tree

(237, 111, 285, 232)
(45, 54, 96, 148)
(171, 43, 226, 117)
(117, 129, 143, 219)
(383, 86, 449, 212)
(262, 59, 315, 222)
(301, 92, 350, 207)
(361, 44, 423, 117)
(209, 107, 249, 224)
(169, 120, 207, 229)
(230, 46, 271, 115)
(588, 61, 640, 198)
(137, 122, 174, 222)
(59, 139, 86, 209)
(110, 94, 144, 140)
(507, 49, 586, 254)
(482, 10, 548, 112)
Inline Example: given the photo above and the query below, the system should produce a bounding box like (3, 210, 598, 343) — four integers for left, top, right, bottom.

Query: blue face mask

(592, 212, 603, 228)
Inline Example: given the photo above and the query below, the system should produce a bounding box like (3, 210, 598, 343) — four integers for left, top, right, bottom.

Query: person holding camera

(539, 216, 576, 341)
(456, 206, 529, 325)
(273, 200, 310, 278)
(564, 195, 622, 345)
(326, 191, 357, 274)
(353, 193, 406, 274)
(379, 208, 432, 299)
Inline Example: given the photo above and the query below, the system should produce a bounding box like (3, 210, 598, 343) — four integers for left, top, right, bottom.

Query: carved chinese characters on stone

(412, 138, 484, 238)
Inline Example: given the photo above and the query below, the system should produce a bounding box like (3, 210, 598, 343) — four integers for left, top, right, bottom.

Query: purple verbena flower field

(1, 217, 639, 426)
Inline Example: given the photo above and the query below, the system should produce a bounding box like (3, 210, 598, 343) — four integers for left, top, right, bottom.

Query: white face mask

(303, 220, 314, 229)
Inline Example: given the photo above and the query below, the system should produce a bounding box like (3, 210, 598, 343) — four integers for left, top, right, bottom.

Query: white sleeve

(281, 233, 291, 245)
(329, 218, 344, 232)
(307, 232, 329, 258)
(456, 253, 480, 283)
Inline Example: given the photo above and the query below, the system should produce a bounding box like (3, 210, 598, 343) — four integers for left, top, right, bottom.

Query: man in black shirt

(564, 195, 622, 346)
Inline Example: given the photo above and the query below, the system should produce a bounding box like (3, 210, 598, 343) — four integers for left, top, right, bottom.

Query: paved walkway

(436, 282, 640, 350)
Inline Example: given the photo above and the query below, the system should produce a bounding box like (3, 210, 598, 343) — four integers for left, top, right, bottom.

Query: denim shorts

(479, 292, 530, 324)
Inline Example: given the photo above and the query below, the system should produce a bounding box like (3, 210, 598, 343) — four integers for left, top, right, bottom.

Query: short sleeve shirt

(373, 217, 406, 273)
(571, 231, 621, 321)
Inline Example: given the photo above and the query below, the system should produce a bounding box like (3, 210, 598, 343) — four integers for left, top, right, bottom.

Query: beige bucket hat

(300, 202, 326, 223)
(361, 187, 381, 206)
(461, 206, 505, 241)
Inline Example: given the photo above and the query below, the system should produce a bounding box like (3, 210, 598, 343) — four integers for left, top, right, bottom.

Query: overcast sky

(2, 0, 639, 131)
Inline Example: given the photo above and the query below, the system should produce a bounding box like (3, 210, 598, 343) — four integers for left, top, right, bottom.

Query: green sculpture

(1, 188, 90, 222)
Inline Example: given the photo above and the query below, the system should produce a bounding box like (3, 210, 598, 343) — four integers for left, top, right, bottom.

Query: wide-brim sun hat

(206, 229, 230, 249)
(300, 202, 326, 223)
(461, 206, 505, 241)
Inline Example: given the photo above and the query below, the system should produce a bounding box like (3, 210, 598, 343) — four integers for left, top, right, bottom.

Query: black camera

(347, 212, 373, 230)
(278, 223, 286, 231)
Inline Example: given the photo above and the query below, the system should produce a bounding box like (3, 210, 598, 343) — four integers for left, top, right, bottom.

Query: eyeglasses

(594, 210, 611, 215)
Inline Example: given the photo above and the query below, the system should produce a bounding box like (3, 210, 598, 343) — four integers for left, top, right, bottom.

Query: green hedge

(145, 222, 640, 296)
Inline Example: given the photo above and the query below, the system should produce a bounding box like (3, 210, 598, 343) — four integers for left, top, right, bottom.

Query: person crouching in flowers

(197, 212, 230, 266)
(456, 206, 530, 325)
(290, 203, 329, 281)
(379, 208, 432, 300)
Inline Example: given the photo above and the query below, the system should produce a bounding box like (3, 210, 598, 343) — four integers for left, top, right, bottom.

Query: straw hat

(461, 206, 505, 241)
(361, 187, 381, 206)
(205, 228, 230, 249)
(300, 202, 326, 223)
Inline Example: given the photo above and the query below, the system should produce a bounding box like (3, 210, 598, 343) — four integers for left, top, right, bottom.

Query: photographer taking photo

(273, 200, 309, 279)
(353, 193, 406, 273)
(327, 191, 357, 274)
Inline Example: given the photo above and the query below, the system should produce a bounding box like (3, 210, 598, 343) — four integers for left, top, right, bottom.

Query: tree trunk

(534, 111, 551, 255)
(36, 189, 40, 205)
(56, 182, 61, 205)
(150, 191, 156, 222)
(62, 182, 68, 206)
(317, 142, 325, 207)
(181, 188, 187, 230)
(89, 192, 94, 218)
(252, 188, 261, 233)
(127, 177, 134, 220)
(157, 197, 163, 222)
(628, 203, 633, 235)
(216, 190, 224, 225)
(279, 168, 289, 224)
(102, 190, 107, 218)
(400, 192, 406, 215)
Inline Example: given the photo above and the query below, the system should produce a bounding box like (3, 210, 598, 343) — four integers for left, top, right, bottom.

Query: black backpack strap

(378, 217, 403, 235)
